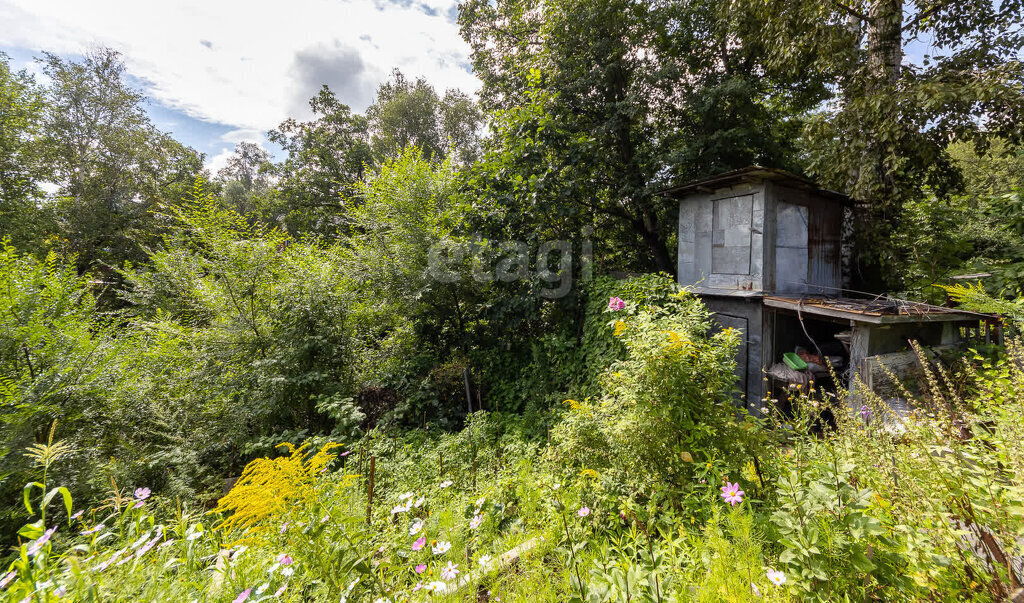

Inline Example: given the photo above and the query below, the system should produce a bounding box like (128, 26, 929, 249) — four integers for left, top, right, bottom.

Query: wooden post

(366, 455, 376, 525)
(463, 367, 474, 414)
(439, 451, 444, 476)
(472, 456, 477, 491)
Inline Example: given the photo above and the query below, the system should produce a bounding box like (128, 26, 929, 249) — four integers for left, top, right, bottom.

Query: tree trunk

(851, 0, 904, 292)
(635, 213, 675, 276)
(866, 0, 902, 88)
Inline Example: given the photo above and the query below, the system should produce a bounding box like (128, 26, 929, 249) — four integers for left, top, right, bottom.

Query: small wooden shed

(662, 166, 994, 413)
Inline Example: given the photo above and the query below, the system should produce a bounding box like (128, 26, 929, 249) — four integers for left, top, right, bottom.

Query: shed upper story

(663, 166, 851, 296)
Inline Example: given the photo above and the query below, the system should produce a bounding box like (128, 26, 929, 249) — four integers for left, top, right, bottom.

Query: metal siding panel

(711, 195, 753, 275)
(694, 202, 713, 284)
(775, 202, 809, 293)
(750, 189, 764, 280)
(808, 202, 842, 293)
(678, 200, 697, 286)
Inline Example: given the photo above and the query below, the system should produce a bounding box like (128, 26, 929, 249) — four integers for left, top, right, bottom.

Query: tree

(366, 69, 482, 165)
(266, 86, 373, 237)
(216, 141, 273, 217)
(0, 53, 51, 251)
(39, 48, 203, 271)
(734, 0, 1024, 289)
(460, 0, 818, 274)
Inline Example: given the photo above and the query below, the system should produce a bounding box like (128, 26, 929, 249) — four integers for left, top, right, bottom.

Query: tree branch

(903, 1, 952, 32)
(829, 0, 869, 22)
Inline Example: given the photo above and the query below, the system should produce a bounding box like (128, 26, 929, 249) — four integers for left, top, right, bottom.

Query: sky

(0, 0, 479, 173)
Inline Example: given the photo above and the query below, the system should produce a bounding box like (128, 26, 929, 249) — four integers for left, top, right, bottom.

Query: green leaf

(42, 486, 73, 521)
(22, 482, 43, 516)
(851, 550, 876, 573)
(18, 520, 44, 539)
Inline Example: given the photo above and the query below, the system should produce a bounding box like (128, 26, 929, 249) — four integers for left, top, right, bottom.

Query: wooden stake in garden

(366, 455, 376, 525)
(439, 450, 444, 476)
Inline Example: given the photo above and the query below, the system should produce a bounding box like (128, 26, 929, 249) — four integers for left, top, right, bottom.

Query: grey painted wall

(677, 179, 842, 295)
(678, 183, 765, 291)
(702, 295, 765, 412)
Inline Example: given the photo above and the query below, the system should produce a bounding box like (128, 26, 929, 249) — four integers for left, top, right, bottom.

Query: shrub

(552, 281, 765, 509)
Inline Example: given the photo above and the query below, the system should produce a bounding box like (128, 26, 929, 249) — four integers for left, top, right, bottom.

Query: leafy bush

(552, 283, 764, 508)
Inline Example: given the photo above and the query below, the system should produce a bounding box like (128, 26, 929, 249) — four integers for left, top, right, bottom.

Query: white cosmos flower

(414, 496, 425, 508)
(766, 569, 786, 586)
(426, 581, 447, 592)
(432, 541, 451, 555)
(399, 492, 414, 501)
(469, 514, 483, 529)
(440, 561, 459, 580)
(282, 567, 294, 577)
(478, 554, 493, 569)
(409, 519, 424, 536)
(439, 480, 453, 488)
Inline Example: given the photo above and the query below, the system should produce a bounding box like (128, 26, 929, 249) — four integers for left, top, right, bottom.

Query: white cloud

(0, 0, 479, 131)
(220, 128, 265, 144)
(205, 148, 236, 176)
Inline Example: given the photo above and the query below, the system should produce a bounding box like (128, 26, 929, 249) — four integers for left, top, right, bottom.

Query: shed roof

(659, 166, 851, 203)
(763, 295, 994, 325)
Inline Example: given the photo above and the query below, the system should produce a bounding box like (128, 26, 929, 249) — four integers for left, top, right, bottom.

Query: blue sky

(0, 0, 478, 173)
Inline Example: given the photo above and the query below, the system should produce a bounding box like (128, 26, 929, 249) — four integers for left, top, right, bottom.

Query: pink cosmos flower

(720, 482, 745, 506)
(277, 553, 293, 565)
(279, 522, 289, 534)
(607, 297, 626, 311)
(71, 510, 83, 520)
(232, 588, 251, 603)
(412, 536, 426, 551)
(134, 487, 151, 500)
(577, 506, 591, 517)
(415, 564, 426, 574)
(274, 585, 286, 597)
(340, 451, 351, 457)
(0, 570, 15, 588)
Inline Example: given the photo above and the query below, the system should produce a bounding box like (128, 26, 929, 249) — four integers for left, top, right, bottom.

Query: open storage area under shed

(762, 295, 996, 402)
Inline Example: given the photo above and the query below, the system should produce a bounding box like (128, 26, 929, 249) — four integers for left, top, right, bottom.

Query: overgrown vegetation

(2, 1, 1024, 600)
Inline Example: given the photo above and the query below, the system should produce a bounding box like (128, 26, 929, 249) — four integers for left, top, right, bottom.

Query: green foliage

(367, 69, 482, 165)
(460, 0, 816, 274)
(552, 283, 765, 509)
(734, 0, 1024, 289)
(265, 86, 374, 236)
(39, 49, 202, 271)
(0, 53, 52, 252)
(122, 178, 363, 452)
